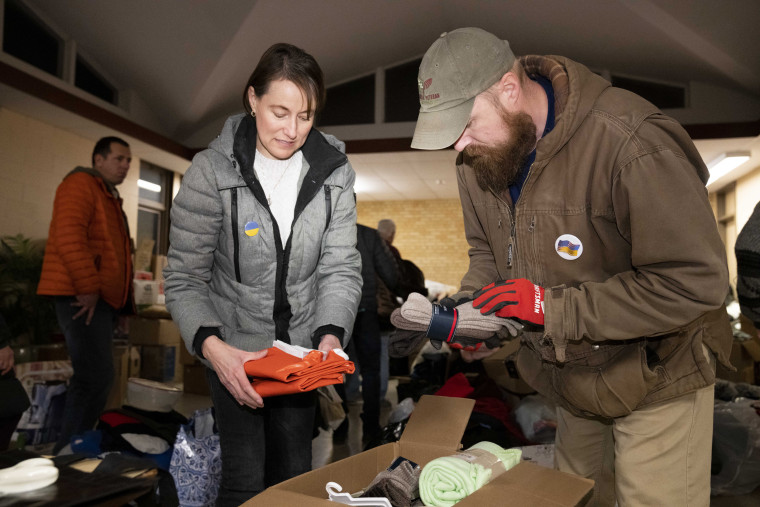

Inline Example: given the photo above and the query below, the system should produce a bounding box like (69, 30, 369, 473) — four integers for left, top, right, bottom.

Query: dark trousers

(348, 309, 381, 437)
(53, 296, 117, 454)
(206, 369, 316, 506)
(0, 414, 22, 450)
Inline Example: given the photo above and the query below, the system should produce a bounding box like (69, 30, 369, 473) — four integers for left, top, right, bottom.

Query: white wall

(666, 81, 760, 125)
(0, 107, 139, 241)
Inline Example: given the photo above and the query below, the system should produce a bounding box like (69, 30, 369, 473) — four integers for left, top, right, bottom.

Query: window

(75, 56, 116, 104)
(610, 75, 686, 109)
(136, 161, 173, 257)
(318, 74, 375, 126)
(384, 58, 422, 122)
(2, 0, 62, 76)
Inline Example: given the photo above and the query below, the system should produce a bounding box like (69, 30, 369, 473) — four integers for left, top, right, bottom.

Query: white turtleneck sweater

(254, 149, 302, 244)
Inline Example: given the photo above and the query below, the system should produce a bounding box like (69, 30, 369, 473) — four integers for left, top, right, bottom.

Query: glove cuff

(426, 304, 459, 342)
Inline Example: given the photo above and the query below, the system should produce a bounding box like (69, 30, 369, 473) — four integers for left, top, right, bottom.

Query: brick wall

(357, 199, 469, 290)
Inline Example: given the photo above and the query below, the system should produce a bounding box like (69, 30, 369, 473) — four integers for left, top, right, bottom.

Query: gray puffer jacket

(164, 113, 362, 363)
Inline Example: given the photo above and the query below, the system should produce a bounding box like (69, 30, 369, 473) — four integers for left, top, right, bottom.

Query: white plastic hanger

(0, 457, 59, 494)
(326, 481, 391, 507)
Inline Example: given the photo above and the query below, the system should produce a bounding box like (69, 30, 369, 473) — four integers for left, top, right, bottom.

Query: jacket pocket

(552, 341, 659, 418)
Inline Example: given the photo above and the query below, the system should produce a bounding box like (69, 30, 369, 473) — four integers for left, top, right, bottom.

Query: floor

(171, 380, 760, 505)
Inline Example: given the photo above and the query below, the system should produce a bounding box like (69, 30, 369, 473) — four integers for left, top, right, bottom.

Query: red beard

(464, 108, 536, 195)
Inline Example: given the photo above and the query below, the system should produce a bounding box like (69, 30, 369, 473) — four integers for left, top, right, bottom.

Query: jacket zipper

(231, 187, 241, 283)
(493, 191, 516, 270)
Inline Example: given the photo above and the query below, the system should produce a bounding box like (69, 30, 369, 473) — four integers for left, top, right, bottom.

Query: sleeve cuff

(311, 325, 345, 349)
(193, 327, 221, 359)
(544, 284, 567, 338)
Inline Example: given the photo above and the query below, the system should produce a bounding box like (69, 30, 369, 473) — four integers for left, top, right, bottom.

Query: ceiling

(12, 0, 760, 199)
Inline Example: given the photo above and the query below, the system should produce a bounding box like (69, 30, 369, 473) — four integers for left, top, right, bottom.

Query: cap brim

(411, 97, 475, 150)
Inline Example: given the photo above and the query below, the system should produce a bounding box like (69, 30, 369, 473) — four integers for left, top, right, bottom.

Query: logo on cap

(418, 77, 439, 101)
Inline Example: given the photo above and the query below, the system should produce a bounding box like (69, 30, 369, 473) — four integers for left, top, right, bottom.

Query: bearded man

(411, 28, 732, 507)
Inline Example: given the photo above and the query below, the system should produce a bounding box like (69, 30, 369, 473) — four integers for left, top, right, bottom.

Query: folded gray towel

(388, 328, 428, 358)
(392, 293, 523, 339)
(361, 458, 421, 507)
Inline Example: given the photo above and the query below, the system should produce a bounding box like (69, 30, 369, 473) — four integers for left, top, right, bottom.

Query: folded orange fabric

(244, 345, 355, 397)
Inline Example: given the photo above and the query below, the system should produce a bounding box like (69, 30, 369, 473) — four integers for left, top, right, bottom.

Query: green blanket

(419, 442, 522, 507)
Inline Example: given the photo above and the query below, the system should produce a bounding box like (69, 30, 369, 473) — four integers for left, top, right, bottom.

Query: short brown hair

(242, 43, 326, 118)
(92, 136, 129, 166)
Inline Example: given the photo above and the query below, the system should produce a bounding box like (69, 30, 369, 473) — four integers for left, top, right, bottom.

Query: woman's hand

(317, 334, 342, 355)
(202, 336, 268, 408)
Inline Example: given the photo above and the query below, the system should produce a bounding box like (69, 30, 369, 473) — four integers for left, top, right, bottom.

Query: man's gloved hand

(473, 279, 545, 325)
(438, 293, 473, 308)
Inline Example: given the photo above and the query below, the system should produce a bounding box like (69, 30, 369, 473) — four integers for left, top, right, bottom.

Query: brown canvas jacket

(456, 55, 733, 418)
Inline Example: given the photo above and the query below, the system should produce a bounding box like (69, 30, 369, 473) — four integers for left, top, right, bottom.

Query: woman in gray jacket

(164, 43, 361, 505)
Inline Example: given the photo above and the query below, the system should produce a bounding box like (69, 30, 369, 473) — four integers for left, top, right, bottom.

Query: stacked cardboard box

(180, 340, 210, 396)
(244, 395, 594, 506)
(106, 345, 141, 410)
(129, 317, 183, 383)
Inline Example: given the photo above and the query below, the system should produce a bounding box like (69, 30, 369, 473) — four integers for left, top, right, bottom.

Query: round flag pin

(555, 234, 583, 260)
(245, 221, 260, 237)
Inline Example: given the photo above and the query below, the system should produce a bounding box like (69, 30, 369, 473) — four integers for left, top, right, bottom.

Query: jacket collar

(232, 113, 348, 206)
(519, 55, 610, 163)
(65, 166, 120, 199)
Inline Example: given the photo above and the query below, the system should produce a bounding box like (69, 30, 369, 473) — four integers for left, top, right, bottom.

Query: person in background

(163, 43, 361, 505)
(411, 27, 732, 506)
(376, 218, 428, 381)
(377, 219, 400, 262)
(375, 218, 401, 396)
(0, 313, 30, 450)
(347, 223, 398, 444)
(736, 201, 760, 337)
(37, 136, 134, 455)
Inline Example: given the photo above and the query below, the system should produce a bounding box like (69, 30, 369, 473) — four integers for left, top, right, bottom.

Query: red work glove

(472, 279, 545, 325)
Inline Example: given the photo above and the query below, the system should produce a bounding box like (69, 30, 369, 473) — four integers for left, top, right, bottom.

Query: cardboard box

(179, 341, 197, 365)
(134, 270, 154, 281)
(106, 345, 141, 410)
(183, 363, 210, 395)
(153, 254, 168, 282)
(717, 334, 760, 384)
(130, 317, 181, 346)
(243, 395, 593, 506)
(482, 339, 536, 395)
(133, 280, 164, 306)
(135, 238, 155, 273)
(139, 344, 180, 383)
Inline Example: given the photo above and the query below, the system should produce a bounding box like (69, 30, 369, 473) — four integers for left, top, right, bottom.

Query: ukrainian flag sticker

(555, 234, 582, 260)
(244, 221, 260, 237)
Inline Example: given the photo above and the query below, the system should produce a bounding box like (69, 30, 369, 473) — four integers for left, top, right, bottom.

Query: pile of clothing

(355, 442, 522, 507)
(244, 340, 354, 396)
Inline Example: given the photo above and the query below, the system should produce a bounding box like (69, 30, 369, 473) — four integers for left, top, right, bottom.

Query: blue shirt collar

(508, 74, 555, 204)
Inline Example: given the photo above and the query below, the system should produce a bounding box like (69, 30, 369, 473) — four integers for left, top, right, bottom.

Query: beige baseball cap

(411, 28, 515, 150)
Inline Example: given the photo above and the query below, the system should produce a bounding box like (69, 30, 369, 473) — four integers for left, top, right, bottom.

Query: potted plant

(0, 234, 59, 360)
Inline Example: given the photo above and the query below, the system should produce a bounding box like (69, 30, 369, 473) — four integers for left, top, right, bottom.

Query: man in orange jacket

(38, 137, 134, 454)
